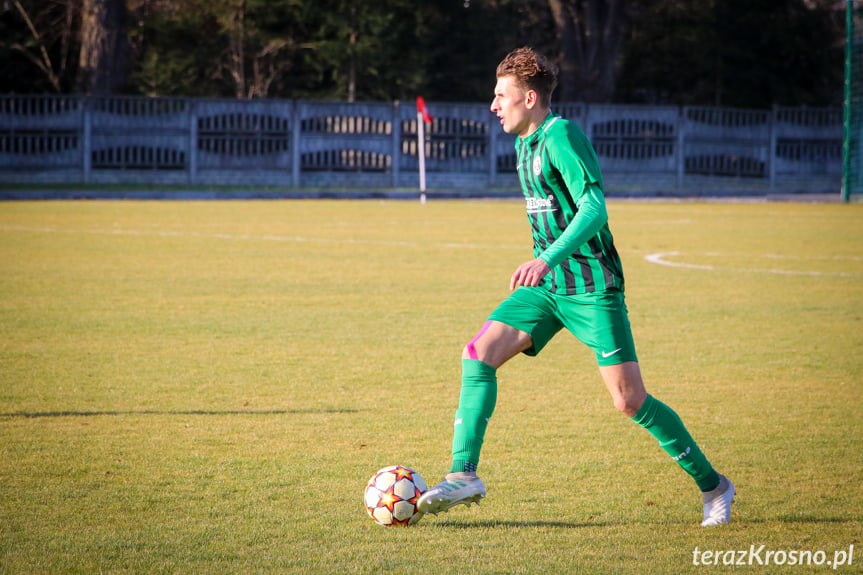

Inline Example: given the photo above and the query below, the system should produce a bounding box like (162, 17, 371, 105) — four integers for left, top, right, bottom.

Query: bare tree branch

(11, 0, 61, 91)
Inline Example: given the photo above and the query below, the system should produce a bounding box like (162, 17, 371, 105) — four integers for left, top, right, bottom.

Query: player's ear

(524, 89, 538, 109)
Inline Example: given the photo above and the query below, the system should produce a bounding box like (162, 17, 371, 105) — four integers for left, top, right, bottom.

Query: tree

(304, 0, 399, 102)
(211, 0, 298, 99)
(546, 0, 637, 103)
(77, 0, 129, 94)
(0, 0, 843, 107)
(299, 0, 472, 102)
(0, 0, 81, 93)
(616, 0, 843, 108)
(420, 0, 548, 103)
(126, 0, 310, 98)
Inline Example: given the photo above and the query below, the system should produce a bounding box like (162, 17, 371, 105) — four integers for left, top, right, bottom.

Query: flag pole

(418, 109, 426, 204)
(416, 97, 431, 204)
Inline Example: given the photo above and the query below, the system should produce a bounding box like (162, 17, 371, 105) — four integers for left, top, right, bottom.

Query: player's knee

(463, 321, 493, 361)
(613, 396, 641, 417)
(600, 363, 647, 417)
(462, 341, 481, 361)
(611, 392, 646, 417)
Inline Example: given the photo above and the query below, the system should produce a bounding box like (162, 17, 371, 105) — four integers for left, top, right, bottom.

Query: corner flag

(417, 96, 432, 124)
(416, 97, 432, 204)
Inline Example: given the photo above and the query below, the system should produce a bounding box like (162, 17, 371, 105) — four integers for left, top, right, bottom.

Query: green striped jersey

(514, 113, 625, 295)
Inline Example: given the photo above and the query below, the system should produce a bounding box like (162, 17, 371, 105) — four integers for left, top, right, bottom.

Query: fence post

(769, 104, 777, 189)
(291, 100, 301, 187)
(188, 98, 197, 185)
(392, 100, 401, 188)
(82, 96, 91, 184)
(676, 106, 686, 189)
(489, 111, 497, 186)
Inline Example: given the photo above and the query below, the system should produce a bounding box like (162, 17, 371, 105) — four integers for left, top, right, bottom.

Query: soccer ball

(364, 465, 428, 526)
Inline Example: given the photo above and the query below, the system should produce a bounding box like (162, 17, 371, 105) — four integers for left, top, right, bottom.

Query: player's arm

(509, 186, 606, 290)
(538, 183, 607, 269)
(538, 124, 608, 269)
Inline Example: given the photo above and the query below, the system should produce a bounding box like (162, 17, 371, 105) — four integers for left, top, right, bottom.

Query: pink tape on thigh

(466, 321, 493, 361)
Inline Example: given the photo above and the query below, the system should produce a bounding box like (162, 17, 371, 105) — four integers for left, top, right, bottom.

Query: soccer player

(416, 47, 735, 526)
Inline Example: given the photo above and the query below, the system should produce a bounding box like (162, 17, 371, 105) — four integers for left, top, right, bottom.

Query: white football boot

(701, 474, 735, 526)
(417, 473, 486, 515)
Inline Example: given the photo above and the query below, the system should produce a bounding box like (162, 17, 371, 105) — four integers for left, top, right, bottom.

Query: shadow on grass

(0, 408, 360, 418)
(428, 518, 619, 529)
(739, 516, 861, 525)
(431, 516, 860, 529)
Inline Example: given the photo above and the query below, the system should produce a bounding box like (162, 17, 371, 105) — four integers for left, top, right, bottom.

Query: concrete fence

(0, 95, 842, 194)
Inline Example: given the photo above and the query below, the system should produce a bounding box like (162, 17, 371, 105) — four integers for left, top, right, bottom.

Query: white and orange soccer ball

(364, 465, 428, 526)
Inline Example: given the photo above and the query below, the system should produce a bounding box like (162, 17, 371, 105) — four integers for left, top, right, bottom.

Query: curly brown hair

(495, 47, 558, 108)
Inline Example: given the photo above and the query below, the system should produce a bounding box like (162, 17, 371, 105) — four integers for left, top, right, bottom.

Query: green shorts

(487, 286, 638, 366)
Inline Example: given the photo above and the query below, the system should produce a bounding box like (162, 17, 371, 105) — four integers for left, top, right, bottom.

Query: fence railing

(0, 95, 842, 193)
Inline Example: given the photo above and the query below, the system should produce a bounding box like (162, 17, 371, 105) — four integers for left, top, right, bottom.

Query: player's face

(491, 75, 532, 137)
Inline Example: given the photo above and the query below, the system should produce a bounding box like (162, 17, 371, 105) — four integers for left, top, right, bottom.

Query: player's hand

(509, 258, 550, 291)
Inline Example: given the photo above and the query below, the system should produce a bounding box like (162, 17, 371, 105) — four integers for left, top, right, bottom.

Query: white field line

(644, 251, 861, 278)
(0, 224, 523, 251)
(2, 224, 859, 277)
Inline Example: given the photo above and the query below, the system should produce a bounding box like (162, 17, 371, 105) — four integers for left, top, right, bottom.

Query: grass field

(1, 199, 861, 574)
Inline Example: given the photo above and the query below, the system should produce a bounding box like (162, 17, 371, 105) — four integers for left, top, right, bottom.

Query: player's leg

(417, 321, 531, 515)
(451, 320, 532, 473)
(599, 361, 718, 489)
(561, 290, 733, 525)
(418, 288, 561, 515)
(600, 362, 734, 525)
(451, 288, 561, 474)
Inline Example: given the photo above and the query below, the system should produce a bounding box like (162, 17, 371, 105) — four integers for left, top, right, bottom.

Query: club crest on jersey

(532, 156, 543, 176)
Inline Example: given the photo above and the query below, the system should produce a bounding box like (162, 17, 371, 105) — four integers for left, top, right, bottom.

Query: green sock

(450, 359, 497, 473)
(632, 394, 720, 492)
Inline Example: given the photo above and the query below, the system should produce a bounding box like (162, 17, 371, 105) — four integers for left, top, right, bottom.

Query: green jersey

(514, 113, 624, 295)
